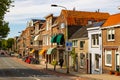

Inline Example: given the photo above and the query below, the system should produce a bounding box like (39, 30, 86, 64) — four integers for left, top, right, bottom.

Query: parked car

(1, 52, 4, 55)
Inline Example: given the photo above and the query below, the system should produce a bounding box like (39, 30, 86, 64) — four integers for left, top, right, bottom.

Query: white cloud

(4, 0, 120, 38)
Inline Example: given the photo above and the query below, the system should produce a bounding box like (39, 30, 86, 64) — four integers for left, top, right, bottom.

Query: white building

(87, 21, 104, 74)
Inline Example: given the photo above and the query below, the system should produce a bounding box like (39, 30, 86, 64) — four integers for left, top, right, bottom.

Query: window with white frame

(95, 54, 99, 70)
(72, 40, 78, 47)
(105, 50, 112, 66)
(107, 28, 115, 41)
(43, 35, 49, 45)
(91, 34, 99, 47)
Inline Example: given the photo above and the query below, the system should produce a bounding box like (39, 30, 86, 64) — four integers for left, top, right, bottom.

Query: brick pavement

(11, 56, 120, 80)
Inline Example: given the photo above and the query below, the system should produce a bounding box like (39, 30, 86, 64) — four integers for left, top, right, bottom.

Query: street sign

(66, 42, 72, 51)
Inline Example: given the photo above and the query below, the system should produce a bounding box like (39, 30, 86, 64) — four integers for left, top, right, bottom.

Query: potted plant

(115, 67, 120, 76)
(109, 70, 114, 75)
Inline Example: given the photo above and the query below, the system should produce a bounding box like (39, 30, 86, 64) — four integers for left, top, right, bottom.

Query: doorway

(116, 54, 120, 71)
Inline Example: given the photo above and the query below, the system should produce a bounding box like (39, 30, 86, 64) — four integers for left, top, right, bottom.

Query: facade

(51, 10, 110, 67)
(87, 21, 105, 74)
(32, 19, 45, 60)
(16, 10, 110, 70)
(101, 13, 120, 73)
(69, 26, 90, 73)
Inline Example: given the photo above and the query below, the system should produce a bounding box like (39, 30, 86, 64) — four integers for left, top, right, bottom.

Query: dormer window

(88, 20, 92, 24)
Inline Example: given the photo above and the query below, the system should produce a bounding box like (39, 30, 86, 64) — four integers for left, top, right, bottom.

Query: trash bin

(116, 66, 119, 72)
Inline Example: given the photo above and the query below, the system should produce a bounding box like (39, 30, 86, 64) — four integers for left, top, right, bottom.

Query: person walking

(59, 58, 64, 68)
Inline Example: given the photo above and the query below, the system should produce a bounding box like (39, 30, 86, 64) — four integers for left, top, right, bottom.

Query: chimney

(98, 9, 100, 12)
(73, 7, 76, 11)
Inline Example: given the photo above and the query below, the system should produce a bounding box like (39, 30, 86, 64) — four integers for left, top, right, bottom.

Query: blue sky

(4, 0, 120, 38)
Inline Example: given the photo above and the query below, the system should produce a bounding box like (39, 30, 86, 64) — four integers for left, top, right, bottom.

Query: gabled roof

(61, 10, 109, 26)
(62, 10, 109, 19)
(102, 13, 120, 27)
(70, 21, 105, 39)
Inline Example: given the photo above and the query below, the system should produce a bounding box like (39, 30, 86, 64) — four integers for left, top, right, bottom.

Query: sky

(4, 0, 120, 39)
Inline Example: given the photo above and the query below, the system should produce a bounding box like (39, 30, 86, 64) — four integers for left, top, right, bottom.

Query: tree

(7, 38, 14, 50)
(70, 47, 77, 71)
(0, 0, 13, 38)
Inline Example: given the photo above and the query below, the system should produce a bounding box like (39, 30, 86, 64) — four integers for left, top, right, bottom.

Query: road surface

(0, 54, 74, 80)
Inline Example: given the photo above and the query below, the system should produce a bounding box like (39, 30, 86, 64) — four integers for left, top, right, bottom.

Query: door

(116, 54, 120, 71)
(89, 53, 92, 74)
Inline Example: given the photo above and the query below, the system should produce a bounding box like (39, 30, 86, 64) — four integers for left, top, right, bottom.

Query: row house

(69, 21, 106, 74)
(16, 9, 110, 69)
(32, 19, 45, 60)
(17, 19, 38, 57)
(51, 10, 110, 67)
(87, 21, 105, 74)
(39, 14, 57, 64)
(101, 13, 120, 73)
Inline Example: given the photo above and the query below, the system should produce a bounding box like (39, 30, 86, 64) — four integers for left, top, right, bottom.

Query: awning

(51, 35, 57, 43)
(39, 49, 46, 55)
(46, 48, 56, 55)
(56, 34, 64, 43)
(34, 35, 40, 41)
(30, 49, 35, 53)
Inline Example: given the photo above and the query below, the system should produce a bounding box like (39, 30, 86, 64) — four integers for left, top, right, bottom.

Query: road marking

(34, 77, 41, 80)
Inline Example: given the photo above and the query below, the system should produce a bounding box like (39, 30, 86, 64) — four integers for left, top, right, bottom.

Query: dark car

(1, 52, 4, 55)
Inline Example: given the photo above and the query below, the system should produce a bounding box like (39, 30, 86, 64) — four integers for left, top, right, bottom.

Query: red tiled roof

(62, 10, 109, 19)
(61, 10, 110, 26)
(102, 13, 120, 27)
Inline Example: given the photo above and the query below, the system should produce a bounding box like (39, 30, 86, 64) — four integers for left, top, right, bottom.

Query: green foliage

(0, 39, 7, 50)
(7, 38, 14, 48)
(0, 0, 13, 38)
(0, 22, 10, 38)
(70, 47, 77, 67)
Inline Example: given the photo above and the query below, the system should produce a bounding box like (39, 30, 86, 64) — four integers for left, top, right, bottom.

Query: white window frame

(107, 28, 115, 41)
(72, 40, 78, 47)
(91, 34, 99, 47)
(46, 20, 49, 31)
(105, 50, 112, 66)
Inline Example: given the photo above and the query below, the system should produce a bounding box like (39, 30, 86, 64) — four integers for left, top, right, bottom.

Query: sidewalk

(15, 57, 120, 80)
(33, 62, 120, 80)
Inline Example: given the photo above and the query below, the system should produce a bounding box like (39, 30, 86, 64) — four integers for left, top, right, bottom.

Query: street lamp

(51, 4, 69, 73)
(118, 6, 120, 10)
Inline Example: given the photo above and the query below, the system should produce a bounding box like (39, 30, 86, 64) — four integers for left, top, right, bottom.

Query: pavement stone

(13, 57, 120, 80)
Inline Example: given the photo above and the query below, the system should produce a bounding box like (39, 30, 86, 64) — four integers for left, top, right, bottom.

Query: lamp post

(51, 4, 69, 73)
(118, 6, 120, 10)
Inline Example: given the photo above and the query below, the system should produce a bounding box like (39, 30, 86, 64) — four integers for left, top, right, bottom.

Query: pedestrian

(59, 58, 64, 68)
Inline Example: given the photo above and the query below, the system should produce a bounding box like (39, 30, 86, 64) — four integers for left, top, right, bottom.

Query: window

(91, 34, 99, 47)
(105, 50, 112, 66)
(88, 20, 92, 24)
(46, 20, 49, 30)
(95, 54, 99, 70)
(72, 40, 78, 47)
(107, 29, 115, 41)
(80, 41, 85, 49)
(60, 23, 65, 28)
(80, 53, 85, 67)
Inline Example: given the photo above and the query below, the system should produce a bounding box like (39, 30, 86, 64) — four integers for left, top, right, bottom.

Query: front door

(89, 53, 92, 74)
(116, 54, 120, 71)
